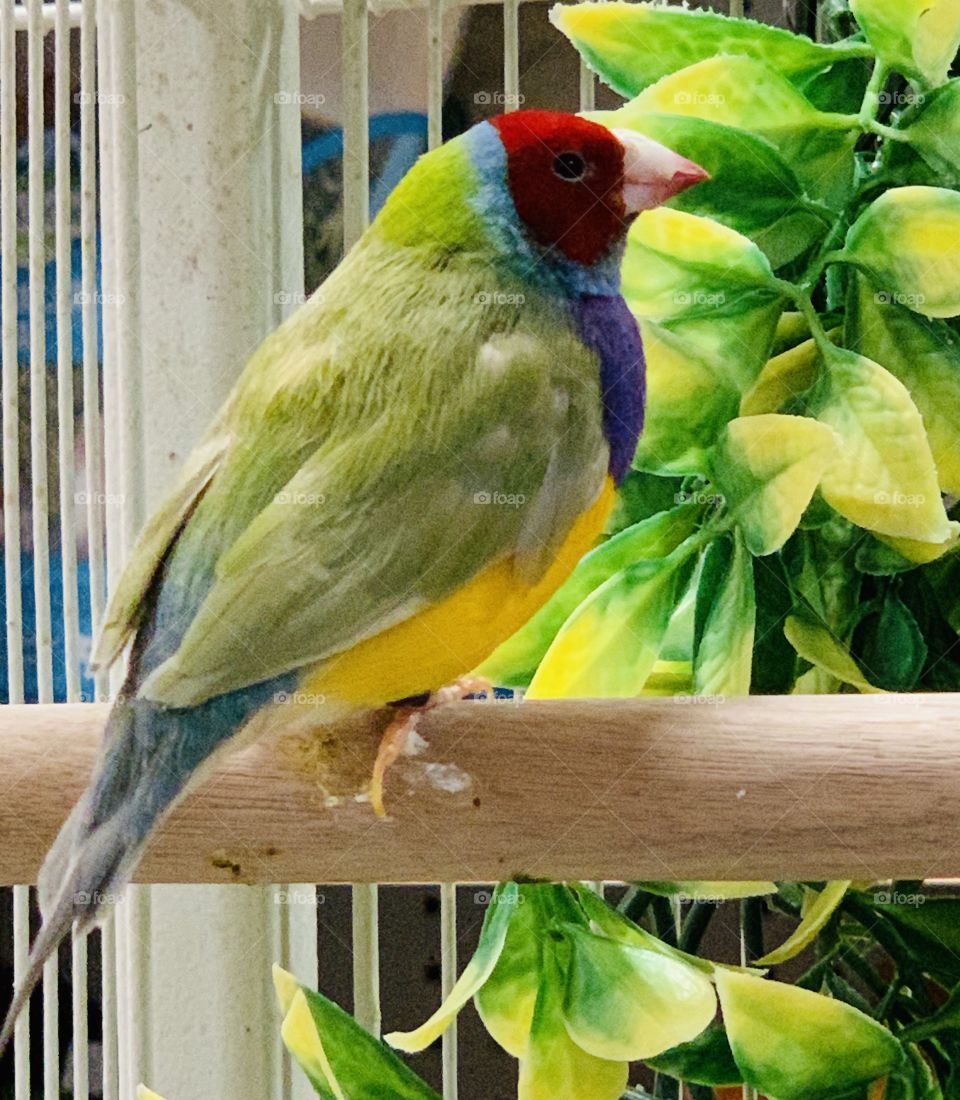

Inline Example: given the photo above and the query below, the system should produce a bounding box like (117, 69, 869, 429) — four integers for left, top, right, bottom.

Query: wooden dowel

(0, 696, 956, 884)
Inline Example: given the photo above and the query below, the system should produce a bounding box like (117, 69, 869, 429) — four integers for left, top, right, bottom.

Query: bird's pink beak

(613, 128, 710, 215)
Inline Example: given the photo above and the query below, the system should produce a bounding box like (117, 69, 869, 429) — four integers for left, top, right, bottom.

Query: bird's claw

(369, 675, 492, 817)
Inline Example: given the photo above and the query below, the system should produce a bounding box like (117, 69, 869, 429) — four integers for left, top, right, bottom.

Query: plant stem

(858, 60, 890, 130)
(679, 901, 717, 955)
(772, 279, 837, 356)
(740, 897, 765, 964)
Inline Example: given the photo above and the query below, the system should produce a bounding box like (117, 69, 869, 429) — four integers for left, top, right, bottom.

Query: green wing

(132, 237, 607, 707)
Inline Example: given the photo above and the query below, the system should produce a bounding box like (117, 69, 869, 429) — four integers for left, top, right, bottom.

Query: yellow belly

(305, 478, 615, 706)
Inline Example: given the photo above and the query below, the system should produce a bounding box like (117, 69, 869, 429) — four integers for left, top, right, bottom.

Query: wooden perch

(0, 695, 955, 885)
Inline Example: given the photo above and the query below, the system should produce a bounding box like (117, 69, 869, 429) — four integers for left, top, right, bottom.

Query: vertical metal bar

(28, 0, 53, 703)
(55, 0, 78, 699)
(27, 3, 59, 1089)
(503, 0, 519, 111)
(0, 0, 22, 712)
(13, 887, 30, 1099)
(426, 0, 443, 151)
(352, 885, 381, 1037)
(342, 0, 369, 249)
(342, 0, 380, 1042)
(729, 0, 745, 17)
(1, 9, 27, 1094)
(71, 925, 89, 1100)
(79, 0, 105, 700)
(578, 59, 595, 112)
(101, 916, 119, 1100)
(440, 883, 458, 1100)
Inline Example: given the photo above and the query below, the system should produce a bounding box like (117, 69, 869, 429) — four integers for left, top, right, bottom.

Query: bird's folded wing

(139, 325, 606, 708)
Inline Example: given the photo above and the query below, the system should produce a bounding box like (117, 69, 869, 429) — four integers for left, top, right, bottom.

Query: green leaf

(693, 532, 756, 696)
(740, 336, 822, 416)
(853, 590, 927, 690)
(623, 209, 783, 475)
(840, 187, 960, 320)
(571, 884, 762, 978)
(386, 882, 518, 1053)
(900, 982, 960, 1043)
(519, 942, 628, 1100)
(623, 206, 781, 322)
(526, 546, 694, 699)
(855, 536, 919, 576)
(847, 275, 960, 497)
(892, 80, 960, 187)
(561, 925, 717, 1061)
(591, 108, 829, 267)
(872, 898, 960, 986)
(550, 2, 872, 98)
(645, 1023, 743, 1087)
(814, 345, 958, 547)
(715, 969, 905, 1100)
(477, 502, 701, 688)
(626, 56, 858, 207)
(784, 614, 884, 693)
(751, 553, 799, 694)
(274, 972, 440, 1100)
(850, 0, 960, 86)
(756, 881, 852, 966)
(636, 881, 777, 901)
(711, 414, 839, 556)
(475, 884, 586, 1058)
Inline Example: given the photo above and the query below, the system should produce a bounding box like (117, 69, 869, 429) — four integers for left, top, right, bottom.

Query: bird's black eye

(552, 151, 587, 182)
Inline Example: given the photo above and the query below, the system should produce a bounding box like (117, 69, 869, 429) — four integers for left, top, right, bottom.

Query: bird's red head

(490, 110, 708, 268)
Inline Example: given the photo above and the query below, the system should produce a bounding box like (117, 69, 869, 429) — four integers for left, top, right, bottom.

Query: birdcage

(1, 0, 959, 1098)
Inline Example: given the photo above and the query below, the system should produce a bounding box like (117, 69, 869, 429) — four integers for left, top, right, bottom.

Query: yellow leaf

(842, 187, 960, 319)
(281, 990, 348, 1100)
(849, 276, 960, 496)
(851, 0, 960, 86)
(137, 1090, 166, 1100)
(756, 881, 852, 966)
(784, 615, 884, 694)
(740, 330, 842, 416)
(711, 415, 839, 555)
(815, 346, 957, 542)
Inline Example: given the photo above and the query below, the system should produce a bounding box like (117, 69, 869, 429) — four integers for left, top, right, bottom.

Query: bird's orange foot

(369, 675, 492, 818)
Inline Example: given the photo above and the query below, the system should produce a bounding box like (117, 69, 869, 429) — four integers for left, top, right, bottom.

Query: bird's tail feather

(0, 698, 201, 1059)
(0, 674, 283, 1059)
